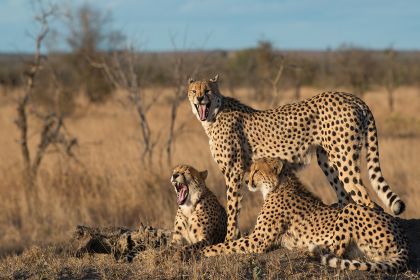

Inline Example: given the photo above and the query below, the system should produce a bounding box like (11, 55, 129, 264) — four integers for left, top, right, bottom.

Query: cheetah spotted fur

(170, 164, 227, 251)
(187, 75, 405, 241)
(201, 158, 408, 273)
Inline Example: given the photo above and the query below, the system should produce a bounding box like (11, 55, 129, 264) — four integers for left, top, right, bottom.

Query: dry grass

(1, 240, 419, 279)
(0, 86, 420, 278)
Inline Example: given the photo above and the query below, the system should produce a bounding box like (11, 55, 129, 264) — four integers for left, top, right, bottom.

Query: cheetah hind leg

(316, 147, 351, 207)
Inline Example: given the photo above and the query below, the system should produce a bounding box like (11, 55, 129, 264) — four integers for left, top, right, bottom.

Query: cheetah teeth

(195, 104, 210, 121)
(175, 183, 189, 205)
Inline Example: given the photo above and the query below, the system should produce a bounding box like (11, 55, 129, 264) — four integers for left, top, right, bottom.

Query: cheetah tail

(321, 253, 407, 273)
(364, 112, 405, 215)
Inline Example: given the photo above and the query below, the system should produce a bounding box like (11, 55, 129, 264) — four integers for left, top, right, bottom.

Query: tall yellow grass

(0, 86, 419, 254)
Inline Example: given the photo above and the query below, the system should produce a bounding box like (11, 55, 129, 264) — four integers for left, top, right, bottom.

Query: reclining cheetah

(187, 75, 405, 240)
(75, 164, 227, 261)
(201, 158, 408, 272)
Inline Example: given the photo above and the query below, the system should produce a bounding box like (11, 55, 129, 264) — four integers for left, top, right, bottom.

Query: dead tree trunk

(165, 84, 184, 167)
(293, 67, 302, 101)
(15, 4, 77, 212)
(384, 48, 399, 113)
(387, 88, 395, 113)
(164, 36, 211, 166)
(13, 6, 49, 210)
(295, 80, 301, 100)
(268, 64, 284, 106)
(88, 49, 157, 166)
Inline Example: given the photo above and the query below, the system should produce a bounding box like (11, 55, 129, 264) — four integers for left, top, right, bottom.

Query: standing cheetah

(187, 75, 405, 241)
(201, 158, 408, 273)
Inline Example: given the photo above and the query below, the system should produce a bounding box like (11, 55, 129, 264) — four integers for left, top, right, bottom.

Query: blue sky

(0, 0, 419, 52)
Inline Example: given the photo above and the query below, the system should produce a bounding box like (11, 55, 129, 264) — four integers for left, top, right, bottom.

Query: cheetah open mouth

(175, 183, 189, 205)
(195, 103, 210, 121)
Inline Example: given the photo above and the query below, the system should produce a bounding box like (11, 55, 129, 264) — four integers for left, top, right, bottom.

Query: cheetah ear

(188, 77, 195, 84)
(209, 74, 219, 83)
(272, 159, 284, 175)
(199, 170, 208, 180)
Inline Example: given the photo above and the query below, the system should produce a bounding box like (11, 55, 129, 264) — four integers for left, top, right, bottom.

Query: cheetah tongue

(177, 185, 188, 205)
(198, 104, 208, 121)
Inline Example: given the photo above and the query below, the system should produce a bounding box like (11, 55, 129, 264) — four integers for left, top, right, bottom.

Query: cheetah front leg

(202, 236, 256, 256)
(316, 147, 352, 207)
(212, 127, 251, 241)
(171, 210, 188, 245)
(213, 135, 246, 242)
(202, 202, 285, 256)
(224, 171, 243, 241)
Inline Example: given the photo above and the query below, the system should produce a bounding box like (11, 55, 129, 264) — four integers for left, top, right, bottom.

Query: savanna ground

(0, 86, 420, 279)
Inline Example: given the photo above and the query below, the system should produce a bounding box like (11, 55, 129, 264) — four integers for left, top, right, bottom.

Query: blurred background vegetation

(1, 3, 419, 115)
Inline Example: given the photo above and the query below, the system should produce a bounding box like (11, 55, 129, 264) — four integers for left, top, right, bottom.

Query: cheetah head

(171, 164, 208, 206)
(246, 158, 284, 199)
(187, 74, 222, 123)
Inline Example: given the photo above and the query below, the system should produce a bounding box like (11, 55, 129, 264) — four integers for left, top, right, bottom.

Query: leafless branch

(15, 2, 78, 196)
(267, 63, 284, 106)
(16, 4, 53, 183)
(87, 47, 156, 166)
(164, 32, 212, 166)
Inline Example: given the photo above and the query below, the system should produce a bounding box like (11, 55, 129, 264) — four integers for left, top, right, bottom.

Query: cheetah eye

(192, 90, 196, 93)
(204, 89, 210, 94)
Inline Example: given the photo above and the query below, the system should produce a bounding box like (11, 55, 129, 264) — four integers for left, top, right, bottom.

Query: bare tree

(68, 3, 158, 166)
(65, 3, 116, 102)
(267, 59, 305, 104)
(90, 28, 211, 167)
(267, 64, 284, 105)
(384, 48, 400, 112)
(15, 2, 77, 211)
(336, 46, 375, 99)
(165, 54, 185, 167)
(255, 41, 278, 100)
(88, 48, 158, 165)
(164, 32, 211, 166)
(292, 66, 303, 100)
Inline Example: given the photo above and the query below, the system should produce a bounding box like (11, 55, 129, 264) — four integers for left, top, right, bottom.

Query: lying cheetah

(75, 165, 227, 261)
(202, 158, 408, 272)
(187, 75, 405, 240)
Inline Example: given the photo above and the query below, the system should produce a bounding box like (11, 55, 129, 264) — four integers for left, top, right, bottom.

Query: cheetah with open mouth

(187, 75, 405, 241)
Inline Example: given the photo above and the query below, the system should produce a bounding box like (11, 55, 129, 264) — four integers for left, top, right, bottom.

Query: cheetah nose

(197, 96, 204, 103)
(245, 179, 249, 185)
(172, 173, 179, 180)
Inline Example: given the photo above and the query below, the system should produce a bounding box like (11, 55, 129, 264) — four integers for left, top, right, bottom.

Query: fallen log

(74, 224, 172, 261)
